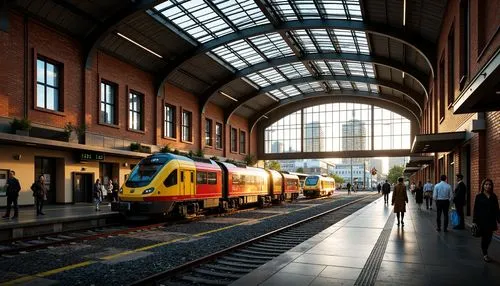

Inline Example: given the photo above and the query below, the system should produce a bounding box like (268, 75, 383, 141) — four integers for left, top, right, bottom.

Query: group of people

(2, 171, 47, 219)
(92, 178, 118, 211)
(390, 175, 499, 263)
(2, 170, 119, 217)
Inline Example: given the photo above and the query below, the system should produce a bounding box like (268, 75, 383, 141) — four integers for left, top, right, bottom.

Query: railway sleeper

(230, 252, 275, 260)
(219, 257, 266, 265)
(240, 248, 284, 256)
(254, 241, 296, 247)
(204, 264, 253, 273)
(194, 268, 243, 279)
(265, 237, 302, 243)
(180, 275, 230, 285)
(247, 245, 291, 252)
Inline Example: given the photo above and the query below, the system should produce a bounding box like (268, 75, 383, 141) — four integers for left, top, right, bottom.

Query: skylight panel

(309, 29, 336, 53)
(281, 85, 302, 97)
(268, 0, 299, 21)
(278, 63, 311, 79)
(321, 1, 347, 19)
(296, 82, 324, 93)
(292, 30, 317, 53)
(326, 81, 340, 89)
(338, 81, 353, 89)
(369, 84, 380, 93)
(346, 61, 365, 76)
(249, 33, 294, 59)
(332, 29, 358, 53)
(214, 0, 270, 30)
(355, 31, 370, 54)
(316, 61, 346, 75)
(269, 89, 288, 100)
(212, 39, 265, 70)
(246, 67, 286, 87)
(296, 1, 320, 19)
(356, 83, 369, 91)
(154, 0, 235, 43)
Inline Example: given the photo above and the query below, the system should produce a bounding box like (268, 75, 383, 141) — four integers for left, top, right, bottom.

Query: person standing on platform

(410, 181, 416, 196)
(347, 182, 351, 195)
(423, 180, 433, 210)
(453, 174, 467, 230)
(2, 170, 21, 219)
(107, 179, 114, 204)
(112, 178, 119, 202)
(392, 177, 408, 226)
(382, 180, 391, 204)
(433, 175, 453, 232)
(415, 181, 424, 210)
(377, 183, 382, 194)
(31, 175, 47, 215)
(93, 179, 102, 211)
(473, 178, 500, 262)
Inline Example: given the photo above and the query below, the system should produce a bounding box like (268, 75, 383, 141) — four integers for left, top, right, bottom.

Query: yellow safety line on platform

(1, 198, 345, 285)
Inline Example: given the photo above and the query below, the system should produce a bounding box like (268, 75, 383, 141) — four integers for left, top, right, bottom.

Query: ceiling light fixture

(265, 93, 279, 102)
(402, 72, 405, 78)
(262, 115, 269, 119)
(116, 32, 163, 59)
(403, 0, 407, 26)
(219, 91, 238, 102)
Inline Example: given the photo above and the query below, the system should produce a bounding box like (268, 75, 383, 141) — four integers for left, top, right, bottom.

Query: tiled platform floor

(233, 192, 500, 286)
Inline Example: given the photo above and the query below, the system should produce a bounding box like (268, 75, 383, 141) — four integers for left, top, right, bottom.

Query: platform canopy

(406, 156, 434, 167)
(8, 0, 448, 128)
(411, 132, 466, 154)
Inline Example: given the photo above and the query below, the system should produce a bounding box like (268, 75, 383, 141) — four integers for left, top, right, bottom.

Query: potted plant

(10, 118, 32, 136)
(244, 154, 257, 166)
(63, 122, 86, 144)
(130, 142, 141, 152)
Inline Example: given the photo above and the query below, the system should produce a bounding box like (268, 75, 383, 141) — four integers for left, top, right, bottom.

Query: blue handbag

(450, 209, 460, 227)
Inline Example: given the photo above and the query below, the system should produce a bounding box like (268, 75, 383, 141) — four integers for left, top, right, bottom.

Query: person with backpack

(2, 170, 21, 219)
(31, 175, 47, 215)
(382, 180, 391, 204)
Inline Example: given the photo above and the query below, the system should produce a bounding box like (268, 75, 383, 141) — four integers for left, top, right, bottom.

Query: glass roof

(246, 62, 310, 88)
(153, 0, 269, 43)
(290, 29, 369, 54)
(266, 80, 379, 100)
(268, 0, 363, 21)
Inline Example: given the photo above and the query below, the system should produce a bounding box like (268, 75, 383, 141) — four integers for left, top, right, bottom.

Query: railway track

(130, 194, 376, 286)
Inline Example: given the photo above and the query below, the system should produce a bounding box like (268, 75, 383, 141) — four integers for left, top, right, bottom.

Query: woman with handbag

(472, 178, 500, 262)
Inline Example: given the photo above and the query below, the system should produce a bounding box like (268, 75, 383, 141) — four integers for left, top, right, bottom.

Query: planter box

(15, 130, 30, 136)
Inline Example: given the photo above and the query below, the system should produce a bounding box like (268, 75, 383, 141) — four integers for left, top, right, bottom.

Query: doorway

(35, 157, 57, 204)
(73, 173, 94, 203)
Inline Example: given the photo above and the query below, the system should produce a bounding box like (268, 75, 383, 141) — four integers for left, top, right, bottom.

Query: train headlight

(142, 187, 155, 194)
(119, 187, 123, 194)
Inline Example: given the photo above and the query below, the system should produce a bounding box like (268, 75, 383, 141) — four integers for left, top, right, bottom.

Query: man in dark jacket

(377, 183, 382, 194)
(453, 174, 467, 229)
(2, 170, 21, 219)
(382, 180, 391, 204)
(31, 175, 47, 216)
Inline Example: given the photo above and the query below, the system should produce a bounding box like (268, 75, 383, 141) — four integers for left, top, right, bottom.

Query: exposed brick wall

(157, 83, 200, 151)
(470, 0, 500, 76)
(85, 51, 155, 145)
(227, 114, 250, 162)
(203, 102, 224, 158)
(485, 111, 500, 183)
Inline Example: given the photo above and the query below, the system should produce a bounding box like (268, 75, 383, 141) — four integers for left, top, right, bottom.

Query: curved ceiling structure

(11, 0, 448, 133)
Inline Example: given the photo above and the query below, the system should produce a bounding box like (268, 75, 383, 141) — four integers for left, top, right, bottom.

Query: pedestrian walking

(392, 177, 408, 226)
(347, 182, 351, 195)
(93, 179, 102, 211)
(423, 180, 433, 210)
(382, 180, 391, 204)
(472, 178, 500, 262)
(2, 170, 21, 219)
(410, 181, 416, 196)
(453, 174, 466, 229)
(31, 175, 47, 215)
(415, 181, 424, 210)
(377, 183, 382, 194)
(107, 179, 114, 203)
(433, 175, 453, 232)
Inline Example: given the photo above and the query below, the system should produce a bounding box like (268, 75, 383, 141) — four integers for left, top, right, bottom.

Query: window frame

(439, 56, 445, 123)
(163, 103, 177, 139)
(205, 118, 213, 147)
(35, 55, 64, 113)
(181, 109, 193, 143)
(230, 127, 238, 153)
(239, 129, 246, 155)
(215, 122, 223, 150)
(127, 89, 145, 132)
(99, 79, 118, 126)
(447, 25, 455, 109)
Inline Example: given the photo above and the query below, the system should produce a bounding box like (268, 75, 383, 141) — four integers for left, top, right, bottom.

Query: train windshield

(305, 177, 319, 186)
(126, 157, 169, 187)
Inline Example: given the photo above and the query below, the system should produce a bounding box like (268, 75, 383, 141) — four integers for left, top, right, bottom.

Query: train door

(180, 170, 185, 196)
(188, 171, 195, 196)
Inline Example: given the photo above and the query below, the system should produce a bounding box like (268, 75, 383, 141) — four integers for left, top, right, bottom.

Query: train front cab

(303, 175, 335, 197)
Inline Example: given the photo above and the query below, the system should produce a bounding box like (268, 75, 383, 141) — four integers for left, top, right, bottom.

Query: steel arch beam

(249, 91, 421, 134)
(157, 19, 436, 95)
(200, 53, 429, 112)
(84, 0, 158, 68)
(225, 75, 423, 124)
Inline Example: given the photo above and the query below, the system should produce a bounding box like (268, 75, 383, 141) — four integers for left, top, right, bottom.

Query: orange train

(114, 153, 300, 216)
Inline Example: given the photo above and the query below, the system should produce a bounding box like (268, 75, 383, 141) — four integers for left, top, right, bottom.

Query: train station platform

(0, 204, 120, 242)
(233, 193, 500, 286)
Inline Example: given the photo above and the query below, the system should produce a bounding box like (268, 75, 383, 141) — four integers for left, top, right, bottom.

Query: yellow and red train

(302, 175, 336, 197)
(114, 153, 300, 216)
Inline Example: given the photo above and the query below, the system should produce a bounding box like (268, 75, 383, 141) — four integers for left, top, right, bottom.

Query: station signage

(80, 151, 105, 161)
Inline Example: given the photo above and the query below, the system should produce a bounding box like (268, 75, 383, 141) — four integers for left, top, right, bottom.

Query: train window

(181, 171, 184, 182)
(197, 172, 207, 184)
(240, 175, 246, 186)
(207, 172, 217, 185)
(190, 171, 194, 183)
(305, 177, 319, 186)
(232, 174, 240, 185)
(164, 169, 178, 187)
